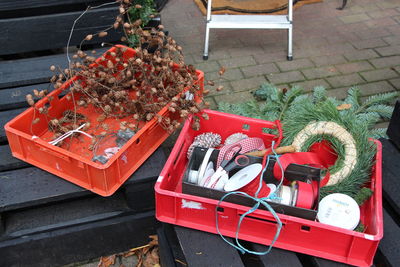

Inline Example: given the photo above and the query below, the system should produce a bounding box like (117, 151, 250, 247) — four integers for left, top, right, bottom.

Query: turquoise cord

(215, 141, 284, 255)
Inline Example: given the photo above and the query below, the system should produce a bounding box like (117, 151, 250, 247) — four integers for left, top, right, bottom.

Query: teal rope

(215, 141, 284, 255)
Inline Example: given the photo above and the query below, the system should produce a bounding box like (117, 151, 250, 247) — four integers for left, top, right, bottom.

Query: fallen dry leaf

(206, 80, 215, 86)
(98, 255, 116, 267)
(337, 103, 352, 111)
(216, 85, 224, 92)
(203, 89, 210, 95)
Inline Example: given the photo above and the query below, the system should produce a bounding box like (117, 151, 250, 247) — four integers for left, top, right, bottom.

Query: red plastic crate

(5, 45, 204, 196)
(155, 110, 383, 266)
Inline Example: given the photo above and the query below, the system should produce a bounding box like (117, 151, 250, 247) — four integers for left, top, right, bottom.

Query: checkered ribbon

(216, 137, 265, 168)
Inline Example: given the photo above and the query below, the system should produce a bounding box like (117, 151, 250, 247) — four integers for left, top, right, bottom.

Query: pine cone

(187, 133, 222, 158)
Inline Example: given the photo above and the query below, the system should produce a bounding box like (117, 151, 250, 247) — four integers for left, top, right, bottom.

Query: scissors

(204, 144, 254, 189)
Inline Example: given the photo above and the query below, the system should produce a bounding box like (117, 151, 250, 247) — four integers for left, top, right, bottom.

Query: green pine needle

(218, 83, 398, 198)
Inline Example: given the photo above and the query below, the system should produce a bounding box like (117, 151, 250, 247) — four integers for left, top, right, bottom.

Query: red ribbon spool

(293, 181, 315, 209)
(239, 177, 272, 198)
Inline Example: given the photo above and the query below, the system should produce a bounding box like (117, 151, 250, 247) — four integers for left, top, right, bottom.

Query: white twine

(49, 124, 93, 146)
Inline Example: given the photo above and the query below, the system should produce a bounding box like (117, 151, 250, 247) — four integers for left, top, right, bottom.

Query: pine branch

(359, 91, 399, 112)
(368, 128, 387, 139)
(344, 87, 361, 111)
(365, 104, 394, 119)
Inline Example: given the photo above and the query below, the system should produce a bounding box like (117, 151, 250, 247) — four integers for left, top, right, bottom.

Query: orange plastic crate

(155, 110, 383, 266)
(5, 45, 204, 196)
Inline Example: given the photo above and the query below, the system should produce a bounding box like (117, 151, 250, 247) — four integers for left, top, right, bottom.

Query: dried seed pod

(98, 31, 108, 38)
(135, 4, 142, 9)
(32, 118, 40, 124)
(202, 113, 209, 120)
(219, 67, 226, 76)
(192, 121, 200, 131)
(180, 110, 189, 118)
(50, 65, 56, 71)
(97, 114, 106, 122)
(100, 131, 107, 136)
(207, 80, 215, 86)
(107, 60, 114, 69)
(114, 22, 120, 29)
(26, 94, 34, 106)
(119, 6, 125, 13)
(33, 89, 39, 97)
(216, 85, 224, 91)
(85, 34, 93, 41)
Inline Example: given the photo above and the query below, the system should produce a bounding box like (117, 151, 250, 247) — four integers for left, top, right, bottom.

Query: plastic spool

(224, 164, 272, 197)
(198, 162, 216, 187)
(188, 170, 199, 183)
(317, 193, 360, 230)
(212, 173, 229, 190)
(197, 148, 215, 182)
(293, 181, 315, 209)
(279, 185, 292, 206)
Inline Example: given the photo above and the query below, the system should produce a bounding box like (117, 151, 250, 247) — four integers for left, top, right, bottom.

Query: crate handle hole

(135, 138, 141, 144)
(217, 207, 224, 212)
(242, 124, 250, 131)
(301, 225, 311, 232)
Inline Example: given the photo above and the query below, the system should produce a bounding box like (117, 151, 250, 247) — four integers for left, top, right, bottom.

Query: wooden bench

(0, 1, 167, 266)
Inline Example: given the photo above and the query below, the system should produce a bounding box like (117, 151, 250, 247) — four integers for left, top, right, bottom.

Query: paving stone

(376, 1, 400, 9)
(218, 56, 257, 69)
(204, 96, 218, 110)
(191, 50, 231, 63)
(241, 63, 279, 78)
(367, 8, 399, 19)
(227, 45, 266, 57)
(214, 91, 255, 104)
(290, 79, 331, 92)
(193, 60, 220, 73)
(205, 68, 244, 82)
(356, 28, 392, 40)
(383, 35, 400, 45)
(339, 13, 371, 24)
(366, 17, 398, 28)
(336, 61, 375, 74)
(375, 45, 400, 57)
(358, 81, 396, 95)
(343, 49, 380, 61)
(389, 78, 400, 90)
(349, 3, 381, 13)
(302, 66, 340, 79)
(326, 87, 349, 100)
(205, 80, 232, 96)
(230, 76, 267, 92)
(326, 73, 365, 88)
(254, 51, 289, 64)
(351, 38, 389, 49)
(310, 55, 348, 67)
(360, 69, 399, 82)
(369, 56, 400, 68)
(266, 71, 305, 84)
(374, 121, 390, 129)
(276, 58, 315, 72)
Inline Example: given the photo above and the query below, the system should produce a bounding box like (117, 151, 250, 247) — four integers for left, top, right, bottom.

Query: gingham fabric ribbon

(216, 137, 265, 168)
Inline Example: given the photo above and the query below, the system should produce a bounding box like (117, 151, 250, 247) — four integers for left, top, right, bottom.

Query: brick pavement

(160, 0, 400, 109)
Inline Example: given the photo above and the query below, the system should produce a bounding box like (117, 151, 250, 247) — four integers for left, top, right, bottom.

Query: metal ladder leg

(287, 0, 293, 61)
(203, 24, 210, 60)
(203, 0, 213, 60)
(287, 25, 293, 61)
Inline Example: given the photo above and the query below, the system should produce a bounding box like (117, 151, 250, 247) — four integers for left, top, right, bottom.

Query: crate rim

(154, 109, 384, 241)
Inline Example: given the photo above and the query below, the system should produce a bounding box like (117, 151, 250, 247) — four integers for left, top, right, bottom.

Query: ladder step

(208, 15, 291, 29)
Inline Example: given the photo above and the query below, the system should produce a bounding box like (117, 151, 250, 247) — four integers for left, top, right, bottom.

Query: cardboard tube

(245, 145, 296, 157)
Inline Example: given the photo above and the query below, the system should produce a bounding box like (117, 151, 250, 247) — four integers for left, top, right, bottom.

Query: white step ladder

(203, 0, 294, 61)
